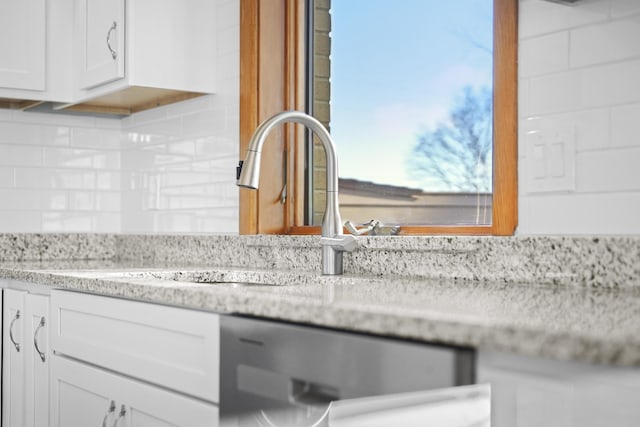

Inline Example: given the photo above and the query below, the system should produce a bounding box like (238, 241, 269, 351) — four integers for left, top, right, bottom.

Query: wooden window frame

(239, 0, 517, 236)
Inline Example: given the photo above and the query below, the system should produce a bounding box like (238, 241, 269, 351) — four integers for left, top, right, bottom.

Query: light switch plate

(526, 125, 576, 193)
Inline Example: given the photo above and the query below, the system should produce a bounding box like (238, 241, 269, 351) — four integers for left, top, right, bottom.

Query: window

(239, 0, 517, 235)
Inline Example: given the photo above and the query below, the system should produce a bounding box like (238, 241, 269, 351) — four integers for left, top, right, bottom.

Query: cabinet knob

(9, 309, 21, 352)
(33, 316, 46, 362)
(106, 21, 118, 60)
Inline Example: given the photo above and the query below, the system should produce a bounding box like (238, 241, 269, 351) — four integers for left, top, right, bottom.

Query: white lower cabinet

(2, 288, 50, 427)
(51, 355, 218, 427)
(49, 289, 220, 427)
(478, 351, 640, 427)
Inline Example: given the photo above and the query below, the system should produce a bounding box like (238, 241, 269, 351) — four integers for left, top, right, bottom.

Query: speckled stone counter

(1, 233, 639, 368)
(2, 260, 640, 368)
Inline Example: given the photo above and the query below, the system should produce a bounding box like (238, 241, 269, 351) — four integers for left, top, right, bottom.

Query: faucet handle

(320, 235, 358, 252)
(344, 220, 380, 236)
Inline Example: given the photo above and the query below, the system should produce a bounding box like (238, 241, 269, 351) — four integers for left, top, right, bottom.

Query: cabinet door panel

(75, 0, 125, 89)
(51, 290, 219, 403)
(0, 0, 46, 90)
(25, 293, 50, 427)
(51, 355, 218, 427)
(2, 288, 26, 427)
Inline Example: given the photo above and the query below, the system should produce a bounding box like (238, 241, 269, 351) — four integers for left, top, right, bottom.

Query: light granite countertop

(2, 259, 640, 368)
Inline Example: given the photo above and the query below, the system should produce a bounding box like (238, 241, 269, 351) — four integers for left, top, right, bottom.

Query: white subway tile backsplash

(518, 0, 640, 235)
(611, 103, 640, 148)
(519, 0, 610, 38)
(611, 0, 640, 18)
(529, 60, 640, 114)
(0, 167, 14, 187)
(576, 147, 640, 192)
(12, 110, 96, 128)
(0, 145, 43, 167)
(0, 212, 42, 232)
(0, 189, 43, 210)
(520, 32, 569, 77)
(570, 15, 640, 68)
(519, 192, 640, 235)
(70, 128, 121, 149)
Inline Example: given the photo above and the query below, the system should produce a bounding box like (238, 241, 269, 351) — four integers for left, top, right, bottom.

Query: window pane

(309, 0, 494, 227)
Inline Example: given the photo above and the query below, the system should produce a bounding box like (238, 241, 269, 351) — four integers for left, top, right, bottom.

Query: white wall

(518, 0, 640, 234)
(0, 0, 239, 234)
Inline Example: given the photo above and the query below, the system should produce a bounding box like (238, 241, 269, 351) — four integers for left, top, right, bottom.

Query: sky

(329, 0, 493, 190)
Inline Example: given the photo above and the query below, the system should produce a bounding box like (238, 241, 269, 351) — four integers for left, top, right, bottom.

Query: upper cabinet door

(0, 0, 46, 90)
(74, 0, 125, 90)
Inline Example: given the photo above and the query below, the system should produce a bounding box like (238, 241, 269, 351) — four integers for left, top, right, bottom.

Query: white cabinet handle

(114, 405, 127, 427)
(106, 21, 117, 60)
(9, 310, 21, 352)
(102, 400, 116, 427)
(33, 316, 46, 362)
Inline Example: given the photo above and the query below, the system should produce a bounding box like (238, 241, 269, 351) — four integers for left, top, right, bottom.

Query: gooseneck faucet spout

(237, 110, 356, 275)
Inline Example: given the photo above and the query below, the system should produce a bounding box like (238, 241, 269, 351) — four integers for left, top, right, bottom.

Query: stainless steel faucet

(237, 110, 356, 275)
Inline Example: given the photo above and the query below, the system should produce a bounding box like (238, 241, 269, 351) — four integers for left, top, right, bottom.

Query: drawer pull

(114, 405, 127, 427)
(9, 310, 21, 352)
(33, 316, 46, 362)
(102, 400, 116, 427)
(106, 21, 118, 60)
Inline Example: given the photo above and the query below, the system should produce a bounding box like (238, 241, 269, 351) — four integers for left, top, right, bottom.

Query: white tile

(519, 0, 610, 38)
(0, 189, 42, 210)
(611, 0, 640, 18)
(528, 71, 582, 114)
(529, 60, 640, 114)
(96, 171, 121, 190)
(611, 103, 640, 148)
(570, 16, 640, 68)
(68, 191, 96, 210)
(14, 168, 45, 189)
(42, 212, 94, 232)
(46, 169, 96, 189)
(518, 79, 530, 119)
(576, 147, 640, 192)
(96, 192, 121, 211)
(182, 109, 227, 137)
(0, 145, 43, 166)
(93, 212, 121, 232)
(12, 110, 96, 128)
(581, 59, 640, 108)
(518, 191, 640, 234)
(218, 25, 239, 56)
(217, 51, 240, 82)
(519, 32, 569, 77)
(0, 167, 14, 187)
(217, 0, 239, 31)
(519, 108, 610, 151)
(0, 109, 14, 121)
(0, 212, 42, 232)
(70, 128, 121, 149)
(42, 191, 68, 210)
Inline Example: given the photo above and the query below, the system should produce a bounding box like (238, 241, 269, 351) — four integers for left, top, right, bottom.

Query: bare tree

(409, 86, 492, 192)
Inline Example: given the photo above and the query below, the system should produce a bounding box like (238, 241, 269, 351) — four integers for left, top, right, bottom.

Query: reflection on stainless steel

(221, 315, 476, 427)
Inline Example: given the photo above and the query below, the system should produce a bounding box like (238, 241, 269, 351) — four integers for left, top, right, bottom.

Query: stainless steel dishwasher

(220, 315, 480, 427)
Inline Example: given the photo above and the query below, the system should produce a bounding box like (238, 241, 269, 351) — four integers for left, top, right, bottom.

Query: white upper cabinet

(74, 0, 125, 90)
(0, 0, 46, 91)
(0, 0, 73, 104)
(68, 0, 216, 115)
(1, 0, 216, 115)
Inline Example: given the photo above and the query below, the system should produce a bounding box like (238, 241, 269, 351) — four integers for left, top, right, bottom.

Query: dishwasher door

(220, 315, 480, 427)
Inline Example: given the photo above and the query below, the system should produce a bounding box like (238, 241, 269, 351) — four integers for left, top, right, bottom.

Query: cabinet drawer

(50, 290, 219, 403)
